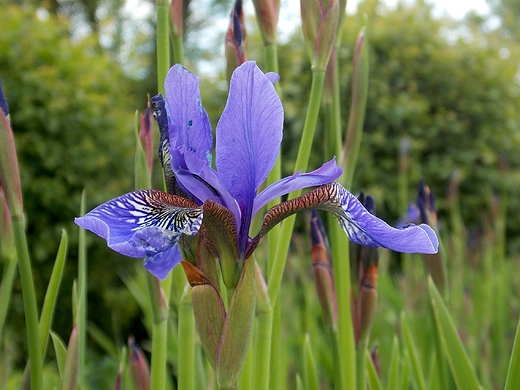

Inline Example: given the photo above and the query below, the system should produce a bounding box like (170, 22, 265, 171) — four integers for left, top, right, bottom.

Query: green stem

(0, 254, 17, 349)
(77, 192, 87, 387)
(268, 69, 326, 305)
(253, 311, 273, 390)
(146, 272, 169, 389)
(356, 347, 367, 390)
(156, 0, 170, 95)
(172, 35, 184, 65)
(269, 301, 284, 390)
(13, 218, 42, 390)
(330, 222, 355, 390)
(178, 286, 195, 390)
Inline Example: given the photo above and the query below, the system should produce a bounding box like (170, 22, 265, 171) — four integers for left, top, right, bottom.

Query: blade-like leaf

(387, 336, 400, 390)
(401, 313, 426, 390)
(366, 350, 381, 390)
(51, 330, 67, 378)
(39, 229, 68, 357)
(428, 277, 481, 390)
(303, 334, 319, 390)
(504, 316, 520, 390)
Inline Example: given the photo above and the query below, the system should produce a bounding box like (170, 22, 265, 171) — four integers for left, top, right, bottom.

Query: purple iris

(75, 61, 438, 280)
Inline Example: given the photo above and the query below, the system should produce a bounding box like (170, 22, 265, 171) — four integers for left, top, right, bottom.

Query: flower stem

(156, 0, 170, 95)
(77, 191, 87, 388)
(146, 272, 169, 389)
(13, 217, 43, 390)
(178, 285, 195, 390)
(172, 35, 184, 64)
(330, 221, 355, 390)
(253, 262, 272, 390)
(268, 69, 325, 305)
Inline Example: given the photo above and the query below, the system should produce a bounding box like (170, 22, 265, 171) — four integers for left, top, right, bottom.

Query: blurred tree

(0, 4, 142, 358)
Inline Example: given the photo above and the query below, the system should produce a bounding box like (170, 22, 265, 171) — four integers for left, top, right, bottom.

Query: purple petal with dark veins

(216, 61, 283, 248)
(164, 64, 213, 165)
(324, 183, 439, 254)
(75, 190, 203, 259)
(252, 158, 342, 217)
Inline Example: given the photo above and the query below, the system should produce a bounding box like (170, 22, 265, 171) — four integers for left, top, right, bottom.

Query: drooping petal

(216, 61, 283, 245)
(252, 158, 342, 217)
(247, 183, 438, 259)
(75, 190, 203, 259)
(164, 64, 213, 166)
(143, 245, 183, 280)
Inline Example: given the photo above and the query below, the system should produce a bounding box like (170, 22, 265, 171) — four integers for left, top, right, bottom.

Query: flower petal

(143, 245, 183, 280)
(75, 190, 203, 258)
(172, 147, 242, 231)
(248, 183, 438, 258)
(252, 158, 342, 217)
(164, 64, 213, 166)
(216, 61, 283, 238)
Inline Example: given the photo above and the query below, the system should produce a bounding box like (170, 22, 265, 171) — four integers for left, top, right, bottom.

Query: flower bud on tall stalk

(310, 210, 338, 331)
(128, 337, 151, 390)
(226, 0, 247, 82)
(300, 0, 339, 71)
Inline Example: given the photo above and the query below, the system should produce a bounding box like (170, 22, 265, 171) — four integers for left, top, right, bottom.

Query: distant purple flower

(75, 61, 438, 280)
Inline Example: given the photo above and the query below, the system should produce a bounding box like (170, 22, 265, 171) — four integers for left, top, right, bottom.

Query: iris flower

(75, 61, 438, 280)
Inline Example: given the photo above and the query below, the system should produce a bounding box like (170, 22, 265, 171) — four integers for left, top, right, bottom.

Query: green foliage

(0, 4, 141, 356)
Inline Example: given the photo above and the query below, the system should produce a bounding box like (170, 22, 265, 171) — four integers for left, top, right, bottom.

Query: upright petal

(252, 158, 342, 217)
(165, 64, 213, 166)
(216, 61, 283, 240)
(75, 190, 203, 258)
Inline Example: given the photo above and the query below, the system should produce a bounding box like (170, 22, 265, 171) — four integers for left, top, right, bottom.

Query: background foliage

(1, 0, 520, 384)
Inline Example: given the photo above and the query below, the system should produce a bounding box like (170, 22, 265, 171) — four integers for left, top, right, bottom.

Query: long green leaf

(51, 330, 67, 378)
(303, 334, 319, 390)
(428, 277, 481, 390)
(39, 229, 68, 357)
(366, 350, 381, 390)
(401, 313, 426, 390)
(387, 336, 400, 390)
(504, 315, 520, 390)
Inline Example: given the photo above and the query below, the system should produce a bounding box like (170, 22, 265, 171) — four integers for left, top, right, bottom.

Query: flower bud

(310, 210, 337, 330)
(216, 258, 256, 389)
(128, 337, 151, 390)
(181, 260, 225, 369)
(139, 100, 153, 178)
(300, 0, 339, 71)
(358, 264, 378, 347)
(0, 80, 9, 120)
(170, 0, 183, 37)
(0, 107, 23, 220)
(252, 0, 280, 45)
(0, 188, 14, 260)
(226, 0, 247, 82)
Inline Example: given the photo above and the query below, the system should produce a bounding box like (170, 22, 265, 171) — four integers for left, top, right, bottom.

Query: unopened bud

(358, 264, 378, 347)
(226, 0, 247, 82)
(0, 188, 14, 259)
(252, 0, 280, 45)
(128, 337, 151, 390)
(170, 0, 183, 37)
(139, 100, 153, 178)
(310, 210, 337, 330)
(300, 0, 339, 70)
(181, 261, 226, 369)
(0, 109, 23, 219)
